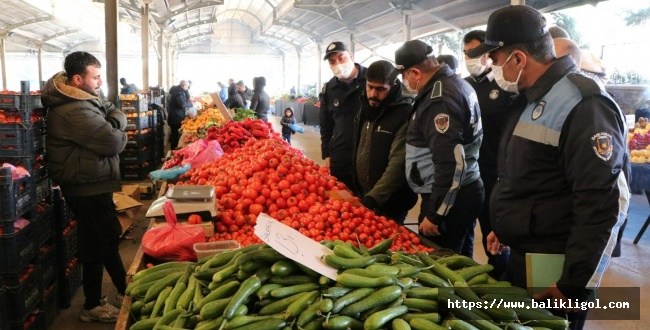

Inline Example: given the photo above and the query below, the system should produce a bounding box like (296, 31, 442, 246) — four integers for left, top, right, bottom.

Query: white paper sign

(254, 213, 338, 280)
(626, 115, 636, 129)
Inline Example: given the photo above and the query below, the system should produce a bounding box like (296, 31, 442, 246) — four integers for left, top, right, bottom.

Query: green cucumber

(257, 284, 284, 300)
(402, 313, 441, 323)
(150, 286, 172, 318)
(270, 260, 299, 276)
(418, 253, 467, 286)
(193, 280, 240, 314)
(143, 272, 183, 303)
(323, 254, 376, 270)
(363, 305, 409, 330)
(415, 272, 451, 288)
(225, 314, 285, 329)
(406, 287, 439, 300)
(409, 318, 448, 330)
(269, 275, 318, 285)
(331, 288, 375, 313)
(285, 290, 320, 319)
(333, 244, 363, 258)
(467, 273, 490, 286)
(335, 274, 396, 288)
(223, 276, 262, 319)
(322, 316, 364, 330)
(456, 265, 494, 281)
(297, 298, 333, 327)
(129, 317, 161, 330)
(198, 297, 231, 320)
(322, 286, 353, 298)
(270, 283, 320, 298)
(392, 318, 412, 330)
(402, 298, 438, 312)
(258, 291, 309, 316)
(437, 255, 479, 269)
(132, 262, 196, 282)
(339, 285, 403, 317)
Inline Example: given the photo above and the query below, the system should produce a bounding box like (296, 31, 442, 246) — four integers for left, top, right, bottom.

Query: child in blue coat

(280, 107, 296, 144)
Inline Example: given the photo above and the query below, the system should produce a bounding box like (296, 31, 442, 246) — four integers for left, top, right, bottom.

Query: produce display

(628, 117, 650, 163)
(125, 241, 566, 330)
(180, 108, 227, 140)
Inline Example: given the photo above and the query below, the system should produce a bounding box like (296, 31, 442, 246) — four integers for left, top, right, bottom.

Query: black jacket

(167, 85, 192, 127)
(319, 63, 367, 174)
(224, 84, 244, 109)
(251, 79, 270, 121)
(352, 81, 417, 216)
(491, 56, 630, 299)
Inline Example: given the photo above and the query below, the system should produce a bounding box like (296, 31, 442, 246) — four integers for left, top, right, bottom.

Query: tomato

(280, 189, 292, 199)
(249, 204, 264, 216)
(188, 214, 202, 224)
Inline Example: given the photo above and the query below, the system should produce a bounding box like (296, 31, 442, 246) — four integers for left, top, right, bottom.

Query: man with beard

(42, 51, 127, 322)
(351, 60, 417, 223)
(320, 41, 367, 189)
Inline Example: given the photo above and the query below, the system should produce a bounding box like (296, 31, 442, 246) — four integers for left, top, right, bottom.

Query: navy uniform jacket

(405, 65, 483, 223)
(491, 56, 630, 299)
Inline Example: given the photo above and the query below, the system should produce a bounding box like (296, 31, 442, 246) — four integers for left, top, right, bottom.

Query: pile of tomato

(175, 134, 432, 253)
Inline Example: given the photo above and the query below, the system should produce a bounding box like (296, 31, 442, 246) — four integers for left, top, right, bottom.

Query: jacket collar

(414, 65, 455, 103)
(523, 55, 577, 103)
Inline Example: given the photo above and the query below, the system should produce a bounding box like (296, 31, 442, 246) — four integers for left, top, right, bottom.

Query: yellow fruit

(631, 150, 640, 157)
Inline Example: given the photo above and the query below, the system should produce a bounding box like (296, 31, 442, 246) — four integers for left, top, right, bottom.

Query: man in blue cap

(468, 5, 630, 329)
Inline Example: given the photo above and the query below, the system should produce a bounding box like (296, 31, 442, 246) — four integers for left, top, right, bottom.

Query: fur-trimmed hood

(41, 71, 99, 108)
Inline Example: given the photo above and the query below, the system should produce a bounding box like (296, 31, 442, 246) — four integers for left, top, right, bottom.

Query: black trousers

(418, 179, 484, 257)
(66, 193, 127, 309)
(169, 123, 181, 150)
(477, 173, 510, 278)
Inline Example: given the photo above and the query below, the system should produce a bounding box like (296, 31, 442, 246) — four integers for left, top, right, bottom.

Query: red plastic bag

(142, 201, 206, 261)
(177, 139, 224, 168)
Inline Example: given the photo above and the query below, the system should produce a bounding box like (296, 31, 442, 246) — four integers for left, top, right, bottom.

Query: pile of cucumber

(125, 238, 569, 330)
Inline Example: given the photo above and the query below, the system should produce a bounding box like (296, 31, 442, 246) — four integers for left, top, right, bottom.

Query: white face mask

(492, 52, 522, 93)
(403, 70, 419, 94)
(465, 57, 487, 77)
(331, 60, 355, 79)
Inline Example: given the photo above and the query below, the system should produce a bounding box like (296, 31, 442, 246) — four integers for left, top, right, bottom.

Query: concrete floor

(48, 115, 649, 329)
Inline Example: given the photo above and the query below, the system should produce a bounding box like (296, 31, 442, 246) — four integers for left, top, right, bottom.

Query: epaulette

(430, 81, 442, 99)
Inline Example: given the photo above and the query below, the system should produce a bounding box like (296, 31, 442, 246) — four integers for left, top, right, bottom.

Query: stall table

(630, 163, 650, 244)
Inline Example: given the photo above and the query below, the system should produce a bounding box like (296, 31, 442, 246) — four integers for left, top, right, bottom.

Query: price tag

(254, 213, 338, 280)
(626, 115, 636, 129)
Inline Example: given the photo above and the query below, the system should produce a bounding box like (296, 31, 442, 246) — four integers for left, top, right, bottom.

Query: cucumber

(448, 318, 480, 330)
(368, 236, 396, 255)
(129, 281, 157, 299)
(225, 314, 285, 329)
(332, 244, 363, 258)
(392, 253, 426, 267)
(399, 277, 414, 289)
(437, 255, 479, 269)
(323, 254, 376, 270)
(319, 276, 331, 286)
(129, 299, 145, 318)
(140, 301, 156, 316)
(150, 286, 172, 318)
(255, 267, 274, 282)
(212, 264, 240, 283)
(237, 269, 254, 281)
(322, 286, 353, 298)
(396, 265, 423, 278)
(132, 262, 195, 282)
(406, 287, 439, 300)
(302, 318, 325, 330)
(363, 305, 409, 330)
(285, 290, 320, 319)
(129, 317, 161, 330)
(392, 318, 412, 330)
(402, 313, 441, 323)
(335, 274, 396, 288)
(226, 317, 286, 330)
(297, 298, 333, 327)
(194, 316, 225, 330)
(126, 267, 186, 295)
(402, 298, 438, 312)
(415, 272, 451, 288)
(467, 273, 490, 286)
(418, 253, 467, 286)
(223, 276, 262, 320)
(193, 280, 240, 314)
(200, 249, 241, 271)
(456, 265, 494, 281)
(198, 297, 231, 320)
(235, 248, 287, 267)
(164, 282, 187, 315)
(239, 260, 265, 273)
(322, 316, 364, 330)
(258, 291, 309, 316)
(472, 281, 513, 288)
(339, 285, 403, 317)
(331, 288, 375, 313)
(257, 284, 284, 300)
(409, 318, 448, 330)
(341, 268, 385, 278)
(153, 308, 184, 328)
(270, 283, 320, 298)
(366, 264, 400, 276)
(270, 260, 299, 276)
(269, 275, 318, 285)
(176, 275, 196, 310)
(144, 272, 183, 303)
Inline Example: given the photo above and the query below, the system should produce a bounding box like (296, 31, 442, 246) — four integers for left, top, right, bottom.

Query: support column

(403, 13, 411, 41)
(157, 35, 163, 88)
(281, 53, 286, 94)
(166, 42, 171, 89)
(171, 49, 176, 86)
(141, 4, 150, 92)
(105, 0, 119, 103)
(349, 34, 355, 54)
(511, 0, 525, 4)
(37, 47, 43, 87)
(296, 49, 301, 96)
(1, 38, 7, 90)
(316, 44, 322, 95)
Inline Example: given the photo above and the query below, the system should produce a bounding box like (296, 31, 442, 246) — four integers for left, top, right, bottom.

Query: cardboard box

(209, 92, 233, 122)
(113, 192, 143, 235)
(121, 184, 141, 202)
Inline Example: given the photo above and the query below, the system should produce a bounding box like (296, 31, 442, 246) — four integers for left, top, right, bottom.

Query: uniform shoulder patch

(531, 101, 545, 120)
(435, 113, 449, 133)
(591, 132, 613, 161)
(431, 81, 442, 99)
(489, 89, 499, 100)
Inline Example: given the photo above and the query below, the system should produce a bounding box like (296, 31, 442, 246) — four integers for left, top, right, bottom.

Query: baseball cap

(436, 54, 458, 71)
(394, 40, 434, 71)
(466, 5, 549, 58)
(323, 41, 349, 60)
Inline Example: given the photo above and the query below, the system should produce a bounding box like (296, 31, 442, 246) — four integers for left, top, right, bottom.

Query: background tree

(421, 31, 464, 64)
(624, 6, 650, 26)
(550, 12, 584, 46)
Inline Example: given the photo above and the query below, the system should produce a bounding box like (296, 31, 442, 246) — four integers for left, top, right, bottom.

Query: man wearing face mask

(395, 40, 484, 257)
(320, 41, 367, 189)
(463, 29, 516, 278)
(467, 6, 629, 329)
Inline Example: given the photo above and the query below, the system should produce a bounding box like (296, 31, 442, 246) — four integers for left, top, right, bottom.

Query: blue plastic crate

(37, 239, 56, 285)
(32, 203, 53, 245)
(3, 264, 42, 323)
(35, 178, 51, 203)
(0, 121, 46, 157)
(58, 259, 81, 309)
(125, 113, 150, 130)
(57, 224, 77, 264)
(0, 169, 36, 222)
(41, 280, 58, 328)
(0, 220, 37, 274)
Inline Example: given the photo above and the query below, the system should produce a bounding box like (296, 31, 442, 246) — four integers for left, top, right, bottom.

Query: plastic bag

(185, 106, 197, 118)
(289, 124, 304, 133)
(177, 139, 224, 168)
(2, 163, 30, 180)
(149, 163, 191, 181)
(141, 201, 206, 261)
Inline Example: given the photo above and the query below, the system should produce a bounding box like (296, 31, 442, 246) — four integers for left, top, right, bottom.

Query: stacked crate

(52, 188, 80, 309)
(0, 81, 48, 330)
(149, 87, 166, 165)
(120, 94, 155, 180)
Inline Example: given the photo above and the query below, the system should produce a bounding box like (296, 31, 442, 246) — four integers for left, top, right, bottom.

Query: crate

(3, 264, 42, 322)
(121, 163, 153, 181)
(41, 280, 58, 328)
(35, 178, 51, 203)
(0, 154, 47, 182)
(119, 97, 148, 113)
(125, 130, 154, 147)
(120, 145, 153, 164)
(38, 240, 56, 285)
(125, 113, 150, 131)
(30, 203, 53, 245)
(193, 240, 240, 260)
(0, 121, 46, 157)
(57, 224, 77, 264)
(0, 82, 42, 111)
(0, 220, 37, 274)
(0, 288, 7, 330)
(7, 306, 42, 330)
(53, 197, 74, 230)
(58, 259, 81, 309)
(0, 169, 35, 222)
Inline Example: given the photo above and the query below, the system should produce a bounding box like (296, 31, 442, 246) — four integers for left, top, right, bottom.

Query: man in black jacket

(320, 41, 367, 189)
(167, 80, 192, 150)
(468, 6, 630, 329)
(352, 60, 417, 223)
(395, 40, 484, 256)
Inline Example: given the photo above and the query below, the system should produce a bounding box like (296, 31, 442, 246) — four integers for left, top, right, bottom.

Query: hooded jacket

(167, 84, 192, 127)
(42, 71, 127, 197)
(352, 80, 417, 216)
(251, 77, 270, 121)
(224, 84, 244, 110)
(281, 108, 296, 135)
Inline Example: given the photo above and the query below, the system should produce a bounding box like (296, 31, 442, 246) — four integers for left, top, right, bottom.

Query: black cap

(323, 41, 349, 60)
(236, 80, 245, 86)
(466, 5, 549, 58)
(394, 40, 434, 71)
(436, 54, 458, 71)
